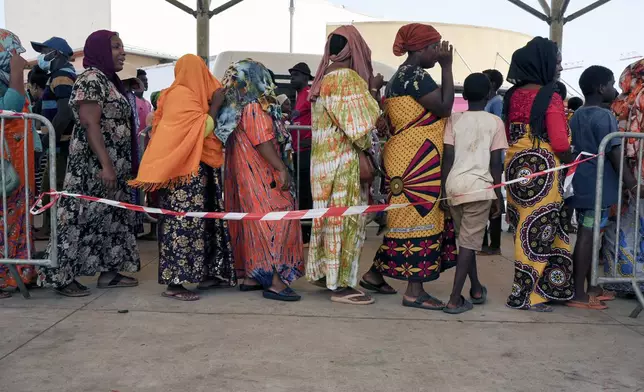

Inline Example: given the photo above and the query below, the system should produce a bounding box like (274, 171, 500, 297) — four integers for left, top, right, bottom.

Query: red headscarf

(393, 23, 442, 57)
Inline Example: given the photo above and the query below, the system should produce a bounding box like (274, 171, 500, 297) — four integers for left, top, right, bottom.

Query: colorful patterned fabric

(504, 89, 573, 309)
(306, 68, 380, 290)
(605, 59, 644, 295)
(158, 164, 235, 285)
(0, 89, 36, 289)
(601, 199, 644, 294)
(371, 95, 456, 282)
(224, 103, 303, 288)
(613, 59, 644, 164)
(0, 29, 25, 93)
(39, 68, 141, 288)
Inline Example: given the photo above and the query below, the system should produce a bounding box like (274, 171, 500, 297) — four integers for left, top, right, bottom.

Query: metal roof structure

(506, 0, 613, 48)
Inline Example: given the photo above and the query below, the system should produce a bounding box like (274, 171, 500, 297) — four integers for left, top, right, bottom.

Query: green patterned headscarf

(217, 59, 293, 172)
(150, 90, 161, 110)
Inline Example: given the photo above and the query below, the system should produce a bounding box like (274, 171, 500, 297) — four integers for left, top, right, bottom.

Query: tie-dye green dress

(306, 68, 380, 290)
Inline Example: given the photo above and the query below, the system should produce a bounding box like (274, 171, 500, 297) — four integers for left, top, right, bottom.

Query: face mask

(37, 53, 53, 72)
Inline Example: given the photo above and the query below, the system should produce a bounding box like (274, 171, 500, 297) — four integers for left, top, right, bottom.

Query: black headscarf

(502, 37, 560, 141)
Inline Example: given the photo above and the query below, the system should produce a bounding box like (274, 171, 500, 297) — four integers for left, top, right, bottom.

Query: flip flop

(359, 279, 397, 295)
(239, 283, 264, 292)
(263, 287, 301, 302)
(97, 274, 138, 289)
(402, 292, 445, 310)
(310, 277, 327, 288)
(197, 279, 230, 290)
(597, 288, 616, 302)
(470, 286, 487, 305)
(443, 296, 474, 314)
(566, 296, 608, 310)
(0, 291, 11, 299)
(55, 281, 91, 297)
(162, 290, 200, 301)
(330, 289, 375, 305)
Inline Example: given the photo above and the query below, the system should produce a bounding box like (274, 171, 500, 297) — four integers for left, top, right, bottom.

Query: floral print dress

(39, 68, 141, 288)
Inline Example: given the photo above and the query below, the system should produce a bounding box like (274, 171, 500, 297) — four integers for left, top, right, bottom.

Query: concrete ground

(1, 227, 643, 392)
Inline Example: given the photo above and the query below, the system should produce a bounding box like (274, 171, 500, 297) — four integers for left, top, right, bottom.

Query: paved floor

(1, 228, 643, 392)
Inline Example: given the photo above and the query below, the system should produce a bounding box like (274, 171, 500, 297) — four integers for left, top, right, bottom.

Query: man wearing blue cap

(31, 36, 77, 239)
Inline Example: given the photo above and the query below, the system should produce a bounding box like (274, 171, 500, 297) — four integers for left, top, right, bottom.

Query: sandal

(443, 296, 474, 314)
(310, 277, 327, 288)
(197, 278, 229, 290)
(0, 291, 11, 299)
(239, 283, 264, 292)
(402, 292, 444, 310)
(138, 232, 158, 242)
(97, 273, 138, 289)
(359, 279, 397, 295)
(55, 281, 91, 297)
(162, 290, 200, 301)
(263, 287, 301, 302)
(330, 288, 375, 305)
(566, 296, 608, 310)
(470, 286, 487, 305)
(597, 288, 616, 302)
(527, 303, 553, 312)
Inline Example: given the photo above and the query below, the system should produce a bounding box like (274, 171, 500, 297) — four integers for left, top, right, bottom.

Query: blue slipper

(470, 286, 487, 305)
(263, 287, 301, 302)
(443, 296, 474, 314)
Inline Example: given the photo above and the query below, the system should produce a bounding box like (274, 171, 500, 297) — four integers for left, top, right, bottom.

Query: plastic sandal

(470, 286, 488, 305)
(566, 296, 607, 310)
(443, 296, 474, 314)
(402, 292, 445, 310)
(239, 283, 263, 292)
(359, 279, 397, 295)
(330, 289, 374, 305)
(97, 273, 138, 289)
(162, 290, 200, 301)
(597, 288, 616, 302)
(55, 281, 91, 297)
(263, 287, 301, 302)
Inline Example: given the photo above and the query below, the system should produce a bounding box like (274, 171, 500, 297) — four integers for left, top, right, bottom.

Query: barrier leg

(629, 280, 644, 319)
(7, 264, 30, 299)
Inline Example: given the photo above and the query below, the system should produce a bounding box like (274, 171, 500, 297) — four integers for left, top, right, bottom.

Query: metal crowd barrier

(591, 132, 644, 318)
(1, 111, 57, 299)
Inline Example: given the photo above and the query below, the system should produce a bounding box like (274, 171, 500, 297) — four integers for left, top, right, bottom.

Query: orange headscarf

(129, 54, 223, 190)
(393, 23, 442, 57)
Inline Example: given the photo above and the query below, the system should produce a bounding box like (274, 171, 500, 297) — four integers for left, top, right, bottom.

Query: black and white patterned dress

(39, 68, 141, 288)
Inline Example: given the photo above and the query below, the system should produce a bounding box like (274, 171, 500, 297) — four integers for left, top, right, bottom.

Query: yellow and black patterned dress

(371, 65, 456, 282)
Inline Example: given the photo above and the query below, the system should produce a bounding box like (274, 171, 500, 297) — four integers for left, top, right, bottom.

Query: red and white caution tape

(29, 153, 599, 221)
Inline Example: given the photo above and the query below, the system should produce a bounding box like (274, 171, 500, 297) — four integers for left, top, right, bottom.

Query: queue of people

(0, 24, 642, 313)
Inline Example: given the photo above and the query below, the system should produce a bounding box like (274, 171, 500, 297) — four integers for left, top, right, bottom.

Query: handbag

(322, 105, 378, 185)
(1, 135, 19, 195)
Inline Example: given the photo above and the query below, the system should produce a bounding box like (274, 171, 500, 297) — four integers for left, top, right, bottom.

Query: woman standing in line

(131, 54, 235, 301)
(39, 30, 140, 296)
(306, 26, 383, 304)
(503, 37, 573, 312)
(0, 29, 37, 298)
(361, 23, 458, 310)
(219, 59, 304, 301)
